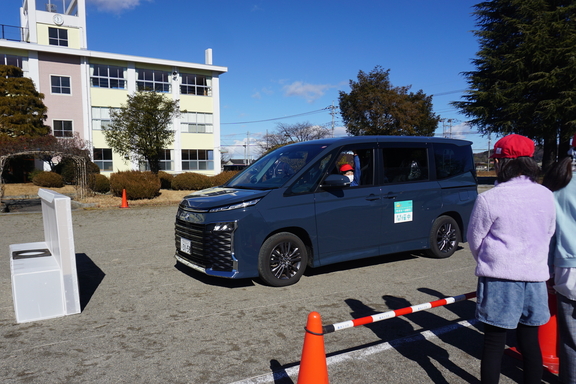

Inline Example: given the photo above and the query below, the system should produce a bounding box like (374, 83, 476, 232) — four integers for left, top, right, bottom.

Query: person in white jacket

(544, 134, 576, 384)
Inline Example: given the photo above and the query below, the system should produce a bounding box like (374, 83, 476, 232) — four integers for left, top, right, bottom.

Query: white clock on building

(53, 14, 64, 26)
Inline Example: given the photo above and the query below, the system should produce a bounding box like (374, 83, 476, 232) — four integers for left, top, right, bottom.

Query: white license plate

(180, 237, 191, 254)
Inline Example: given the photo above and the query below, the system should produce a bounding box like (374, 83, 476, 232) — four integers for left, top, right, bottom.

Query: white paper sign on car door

(394, 200, 413, 223)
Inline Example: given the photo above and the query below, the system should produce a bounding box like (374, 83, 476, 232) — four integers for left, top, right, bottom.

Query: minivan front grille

(175, 219, 234, 271)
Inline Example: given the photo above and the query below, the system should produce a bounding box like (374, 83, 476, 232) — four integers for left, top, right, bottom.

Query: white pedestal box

(9, 189, 81, 323)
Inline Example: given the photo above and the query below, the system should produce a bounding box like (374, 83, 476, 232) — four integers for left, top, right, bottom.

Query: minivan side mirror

(320, 174, 351, 188)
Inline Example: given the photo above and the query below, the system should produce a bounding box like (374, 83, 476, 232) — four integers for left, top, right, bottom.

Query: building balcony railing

(0, 24, 27, 43)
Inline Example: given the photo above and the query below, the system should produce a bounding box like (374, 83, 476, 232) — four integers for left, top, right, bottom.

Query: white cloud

(87, 0, 149, 13)
(252, 87, 273, 99)
(283, 81, 333, 103)
(446, 121, 471, 140)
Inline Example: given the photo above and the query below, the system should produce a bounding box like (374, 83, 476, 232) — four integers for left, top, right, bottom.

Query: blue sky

(5, 0, 490, 158)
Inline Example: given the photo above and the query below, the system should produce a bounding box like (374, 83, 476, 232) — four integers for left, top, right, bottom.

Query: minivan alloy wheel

(426, 215, 460, 258)
(258, 232, 308, 286)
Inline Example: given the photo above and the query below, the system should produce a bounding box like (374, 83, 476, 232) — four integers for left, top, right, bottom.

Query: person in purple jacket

(467, 134, 556, 384)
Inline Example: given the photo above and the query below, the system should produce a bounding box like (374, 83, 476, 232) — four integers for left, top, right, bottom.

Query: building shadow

(345, 295, 480, 384)
(75, 253, 105, 311)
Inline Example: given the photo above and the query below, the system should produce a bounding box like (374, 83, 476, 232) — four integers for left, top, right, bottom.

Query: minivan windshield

(226, 144, 328, 189)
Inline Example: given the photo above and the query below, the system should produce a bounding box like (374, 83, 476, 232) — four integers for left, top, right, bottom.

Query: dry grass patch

(2, 183, 194, 209)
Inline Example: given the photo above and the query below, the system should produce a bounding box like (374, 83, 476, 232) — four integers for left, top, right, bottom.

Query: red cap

(340, 164, 354, 173)
(490, 134, 534, 159)
(571, 133, 576, 147)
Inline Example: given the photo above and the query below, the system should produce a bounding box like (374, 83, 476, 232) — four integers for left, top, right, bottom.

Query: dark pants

(557, 293, 576, 384)
(481, 323, 542, 384)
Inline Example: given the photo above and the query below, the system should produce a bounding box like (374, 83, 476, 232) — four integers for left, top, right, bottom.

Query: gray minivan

(175, 136, 477, 286)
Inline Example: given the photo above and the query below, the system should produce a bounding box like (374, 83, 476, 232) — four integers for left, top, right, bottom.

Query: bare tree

(259, 122, 331, 155)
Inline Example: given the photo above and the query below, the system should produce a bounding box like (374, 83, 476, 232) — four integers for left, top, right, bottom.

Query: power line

(221, 107, 329, 125)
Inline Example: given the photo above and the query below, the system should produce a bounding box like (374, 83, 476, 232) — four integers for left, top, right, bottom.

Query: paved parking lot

(0, 202, 561, 383)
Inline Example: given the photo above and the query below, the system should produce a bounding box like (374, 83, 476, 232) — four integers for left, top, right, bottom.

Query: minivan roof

(284, 135, 473, 147)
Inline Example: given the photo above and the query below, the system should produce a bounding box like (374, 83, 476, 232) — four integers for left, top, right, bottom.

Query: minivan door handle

(366, 194, 381, 201)
(383, 192, 398, 199)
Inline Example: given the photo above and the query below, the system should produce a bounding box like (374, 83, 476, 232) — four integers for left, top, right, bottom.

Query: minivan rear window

(434, 143, 475, 179)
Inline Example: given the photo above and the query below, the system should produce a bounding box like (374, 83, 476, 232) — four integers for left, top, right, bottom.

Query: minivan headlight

(209, 198, 261, 213)
(207, 222, 237, 232)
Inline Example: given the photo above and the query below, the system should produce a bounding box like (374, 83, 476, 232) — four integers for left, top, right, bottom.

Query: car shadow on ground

(303, 249, 449, 278)
(174, 262, 256, 288)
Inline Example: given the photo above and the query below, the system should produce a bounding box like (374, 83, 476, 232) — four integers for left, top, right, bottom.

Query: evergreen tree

(103, 91, 179, 174)
(339, 66, 439, 136)
(452, 0, 576, 168)
(0, 65, 50, 138)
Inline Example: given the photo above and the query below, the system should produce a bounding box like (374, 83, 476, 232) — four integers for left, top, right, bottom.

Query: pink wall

(38, 52, 85, 140)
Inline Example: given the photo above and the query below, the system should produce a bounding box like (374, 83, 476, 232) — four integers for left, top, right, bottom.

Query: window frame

(51, 75, 71, 94)
(53, 120, 73, 138)
(180, 112, 214, 133)
(136, 68, 171, 93)
(93, 148, 113, 171)
(90, 64, 127, 89)
(181, 149, 214, 171)
(91, 107, 119, 130)
(180, 73, 212, 96)
(139, 149, 173, 171)
(48, 27, 68, 47)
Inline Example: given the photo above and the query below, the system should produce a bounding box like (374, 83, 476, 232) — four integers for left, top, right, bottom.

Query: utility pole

(487, 134, 491, 171)
(246, 131, 250, 164)
(441, 118, 454, 138)
(328, 102, 338, 137)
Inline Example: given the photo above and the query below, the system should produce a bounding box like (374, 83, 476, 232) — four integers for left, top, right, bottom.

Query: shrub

(172, 172, 212, 190)
(109, 171, 161, 199)
(53, 158, 101, 185)
(89, 173, 110, 194)
(28, 168, 43, 181)
(210, 171, 239, 186)
(157, 171, 174, 189)
(32, 171, 64, 188)
(53, 158, 76, 184)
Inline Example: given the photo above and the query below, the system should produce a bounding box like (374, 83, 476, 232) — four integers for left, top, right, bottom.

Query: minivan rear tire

(258, 232, 308, 287)
(426, 215, 460, 259)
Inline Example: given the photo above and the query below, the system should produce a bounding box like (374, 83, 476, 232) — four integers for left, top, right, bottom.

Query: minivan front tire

(258, 232, 308, 287)
(426, 215, 460, 259)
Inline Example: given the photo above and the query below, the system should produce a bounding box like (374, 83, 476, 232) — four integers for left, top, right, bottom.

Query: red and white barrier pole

(322, 292, 477, 334)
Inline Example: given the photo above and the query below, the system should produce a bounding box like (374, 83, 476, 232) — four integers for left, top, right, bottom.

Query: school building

(0, 0, 228, 175)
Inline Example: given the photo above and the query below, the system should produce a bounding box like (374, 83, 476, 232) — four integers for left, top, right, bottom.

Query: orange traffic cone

(539, 291, 559, 374)
(120, 189, 129, 208)
(505, 290, 559, 374)
(297, 311, 329, 384)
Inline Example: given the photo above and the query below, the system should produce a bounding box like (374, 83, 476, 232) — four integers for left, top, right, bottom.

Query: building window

(53, 120, 73, 137)
(180, 73, 212, 96)
(136, 69, 170, 92)
(182, 149, 214, 171)
(40, 1, 78, 15)
(139, 150, 173, 171)
(90, 64, 126, 89)
(48, 27, 68, 46)
(181, 112, 213, 133)
(92, 107, 120, 130)
(93, 148, 113, 171)
(51, 75, 71, 94)
(1, 54, 24, 68)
